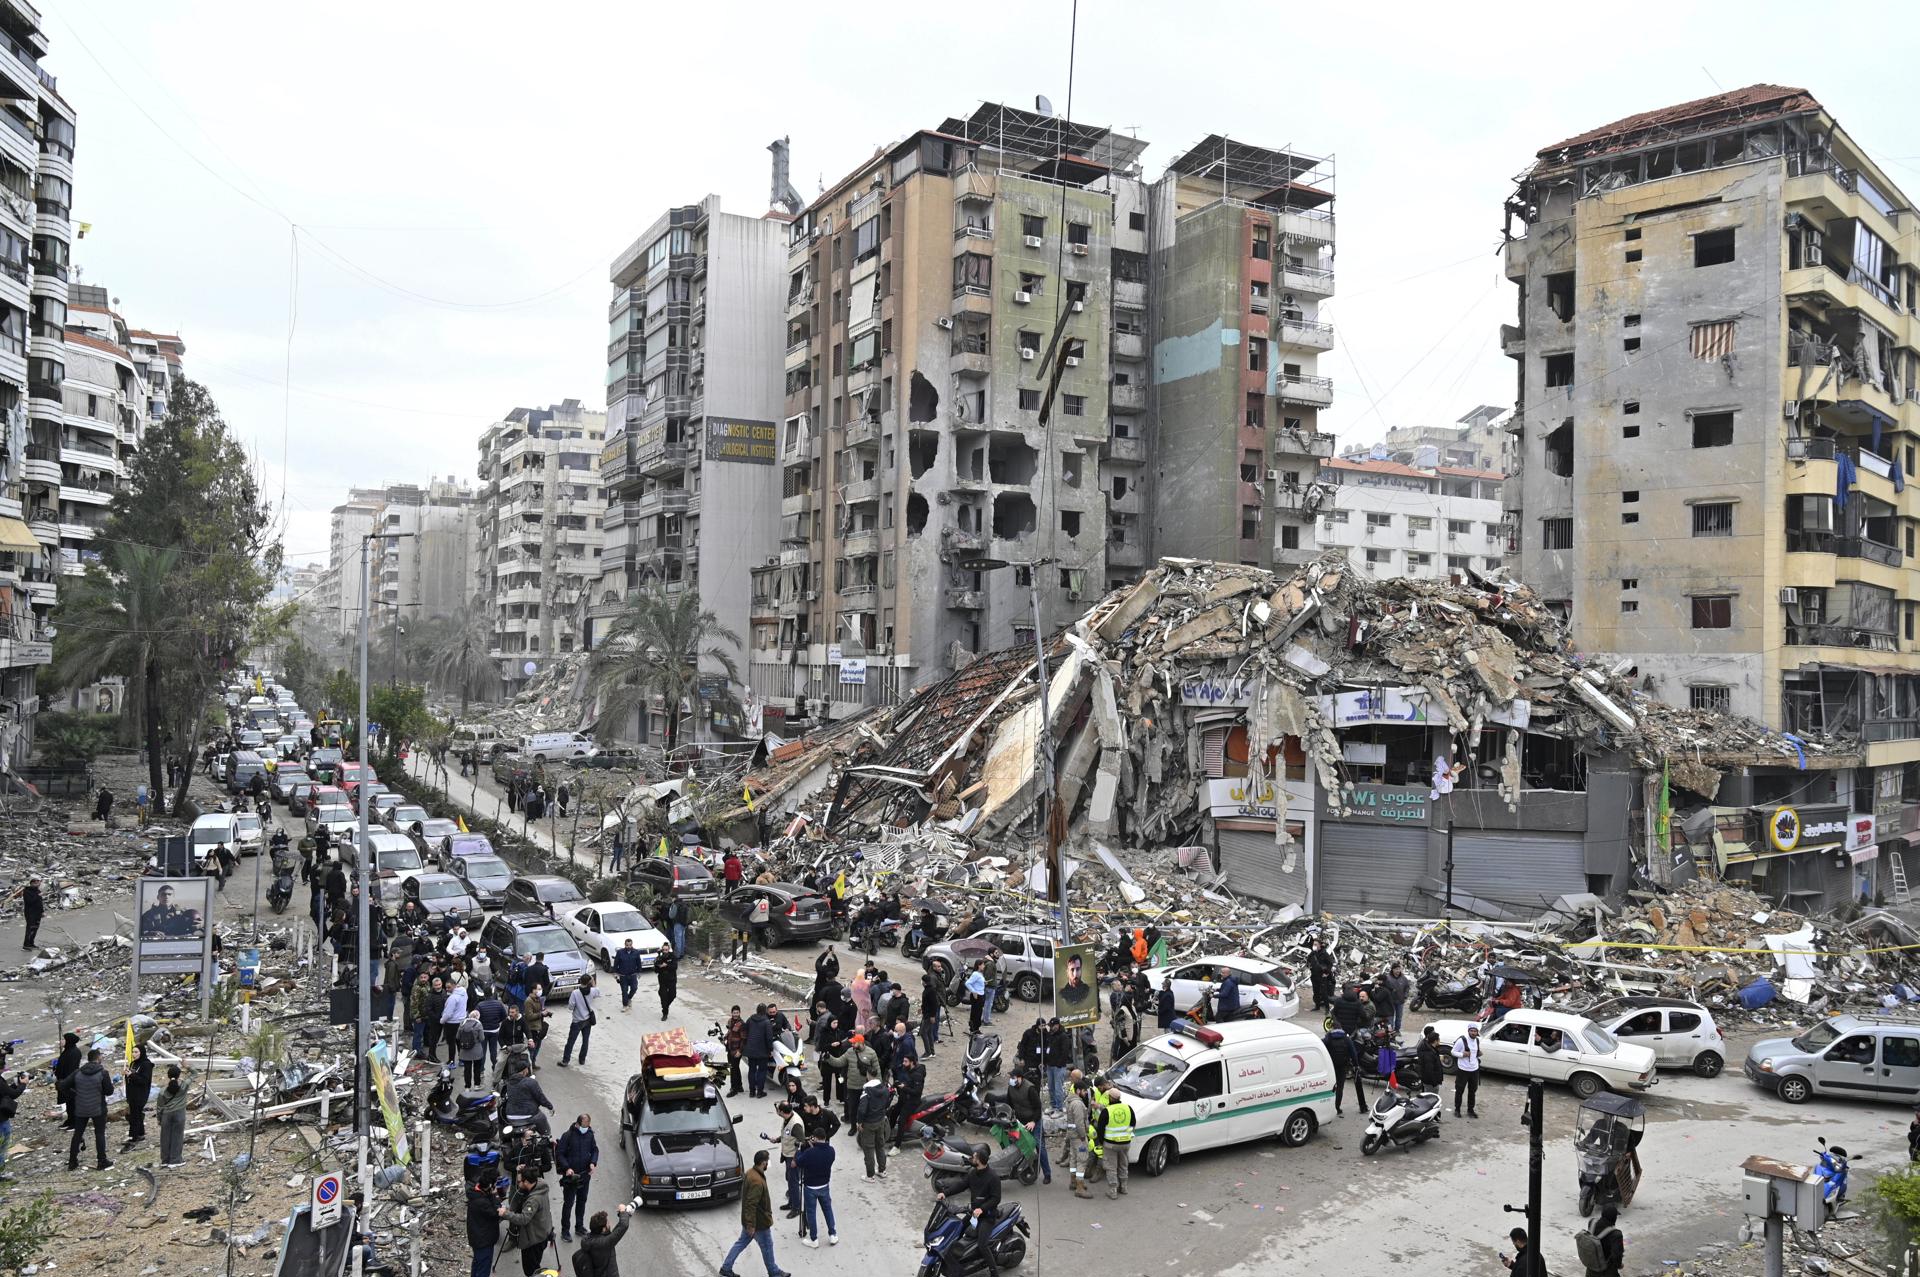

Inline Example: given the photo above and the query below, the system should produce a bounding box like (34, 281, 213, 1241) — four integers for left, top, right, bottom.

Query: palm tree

(47, 543, 180, 797)
(427, 598, 495, 715)
(590, 589, 740, 751)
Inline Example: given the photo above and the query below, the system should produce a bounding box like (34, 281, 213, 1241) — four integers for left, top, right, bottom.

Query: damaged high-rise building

(747, 104, 1336, 735)
(1504, 85, 1920, 906)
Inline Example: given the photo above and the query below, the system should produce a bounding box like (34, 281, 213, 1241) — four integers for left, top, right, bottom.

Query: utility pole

(1503, 1080, 1544, 1273)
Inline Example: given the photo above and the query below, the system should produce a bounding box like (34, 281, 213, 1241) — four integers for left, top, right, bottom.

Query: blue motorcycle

(1813, 1137, 1853, 1219)
(918, 1199, 1030, 1275)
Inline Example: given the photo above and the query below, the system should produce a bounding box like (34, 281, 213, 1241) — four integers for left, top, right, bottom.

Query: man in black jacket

(890, 1055, 926, 1150)
(122, 1043, 154, 1150)
(555, 1114, 597, 1242)
(919, 969, 944, 1059)
(63, 1048, 114, 1171)
(466, 1178, 502, 1277)
(1306, 939, 1335, 1012)
(744, 1005, 775, 1098)
(1016, 1022, 1046, 1076)
(1005, 1070, 1050, 1185)
(575, 1205, 632, 1277)
(19, 878, 42, 951)
(1330, 986, 1372, 1034)
(612, 939, 646, 1012)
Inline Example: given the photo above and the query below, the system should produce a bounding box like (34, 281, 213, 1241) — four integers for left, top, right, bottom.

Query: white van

(520, 731, 595, 763)
(189, 813, 241, 867)
(451, 723, 506, 758)
(1107, 1019, 1336, 1176)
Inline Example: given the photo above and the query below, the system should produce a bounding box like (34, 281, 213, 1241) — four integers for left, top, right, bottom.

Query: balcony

(778, 595, 808, 617)
(1106, 434, 1145, 464)
(841, 529, 879, 558)
(1787, 528, 1903, 566)
(19, 454, 58, 486)
(1279, 318, 1335, 351)
(637, 486, 690, 518)
(1500, 323, 1527, 359)
(1111, 383, 1145, 413)
(952, 224, 994, 251)
(1786, 621, 1897, 648)
(636, 535, 686, 562)
(787, 287, 814, 321)
(941, 527, 987, 555)
(951, 285, 993, 318)
(779, 546, 808, 567)
(1866, 718, 1920, 743)
(1273, 428, 1336, 458)
(950, 336, 991, 377)
(750, 594, 778, 621)
(945, 588, 984, 610)
(845, 417, 881, 448)
(781, 492, 813, 517)
(1276, 209, 1335, 245)
(843, 477, 881, 504)
(1276, 373, 1334, 408)
(839, 583, 878, 610)
(638, 443, 691, 477)
(62, 485, 111, 506)
(1280, 264, 1334, 298)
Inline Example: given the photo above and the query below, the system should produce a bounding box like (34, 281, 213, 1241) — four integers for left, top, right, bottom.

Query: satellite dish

(522, 661, 537, 676)
(1035, 95, 1054, 117)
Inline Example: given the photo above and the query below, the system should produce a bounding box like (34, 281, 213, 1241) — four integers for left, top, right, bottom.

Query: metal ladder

(1891, 851, 1912, 905)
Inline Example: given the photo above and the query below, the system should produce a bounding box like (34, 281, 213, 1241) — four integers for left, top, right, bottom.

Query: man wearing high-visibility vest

(1089, 1081, 1133, 1200)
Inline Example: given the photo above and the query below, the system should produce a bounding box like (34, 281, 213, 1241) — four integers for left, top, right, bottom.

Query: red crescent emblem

(1291, 1054, 1305, 1075)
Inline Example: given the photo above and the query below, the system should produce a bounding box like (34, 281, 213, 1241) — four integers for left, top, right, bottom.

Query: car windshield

(422, 821, 458, 837)
(1580, 1025, 1619, 1053)
(641, 1102, 730, 1134)
(465, 857, 509, 879)
(417, 880, 465, 900)
(1106, 1045, 1188, 1101)
(315, 794, 348, 809)
(392, 807, 427, 824)
(279, 772, 309, 786)
(602, 911, 650, 933)
(235, 814, 261, 833)
(1793, 1022, 1843, 1053)
(541, 882, 584, 901)
(379, 849, 423, 872)
(516, 930, 578, 956)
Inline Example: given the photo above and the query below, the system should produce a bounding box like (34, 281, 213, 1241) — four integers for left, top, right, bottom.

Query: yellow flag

(832, 871, 846, 899)
(457, 815, 468, 833)
(125, 1017, 135, 1067)
(743, 783, 755, 813)
(657, 835, 669, 859)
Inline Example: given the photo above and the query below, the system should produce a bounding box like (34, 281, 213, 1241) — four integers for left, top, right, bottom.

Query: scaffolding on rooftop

(1165, 134, 1335, 209)
(940, 101, 1150, 177)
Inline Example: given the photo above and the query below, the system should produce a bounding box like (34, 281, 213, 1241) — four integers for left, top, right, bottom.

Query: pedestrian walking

(466, 1178, 501, 1277)
(122, 1042, 153, 1151)
(607, 830, 625, 873)
(441, 976, 470, 1061)
(1306, 938, 1335, 1011)
(919, 968, 943, 1058)
(744, 1004, 775, 1097)
(1324, 1025, 1365, 1116)
(62, 1047, 114, 1171)
(19, 878, 42, 951)
(558, 977, 598, 1067)
(1061, 1075, 1092, 1198)
(796, 1132, 837, 1247)
(719, 1150, 789, 1277)
(612, 939, 644, 1011)
(1091, 1080, 1133, 1199)
(0, 1054, 26, 1180)
(750, 895, 771, 951)
(457, 1011, 487, 1088)
(657, 947, 679, 1019)
(556, 783, 570, 819)
(500, 1166, 555, 1277)
(1452, 1023, 1483, 1118)
(522, 987, 549, 1067)
(890, 1055, 926, 1149)
(1577, 1206, 1626, 1277)
(93, 786, 113, 825)
(555, 1113, 598, 1242)
(853, 1077, 890, 1179)
(574, 1204, 632, 1277)
(157, 1065, 189, 1166)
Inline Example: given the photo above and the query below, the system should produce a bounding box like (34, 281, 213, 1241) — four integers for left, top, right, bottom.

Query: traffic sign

(311, 1171, 344, 1229)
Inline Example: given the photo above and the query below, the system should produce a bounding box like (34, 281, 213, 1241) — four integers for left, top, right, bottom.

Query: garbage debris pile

(471, 648, 593, 737)
(726, 554, 1842, 911)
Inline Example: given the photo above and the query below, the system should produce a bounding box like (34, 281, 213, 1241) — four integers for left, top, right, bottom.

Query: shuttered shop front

(1217, 826, 1309, 908)
(1317, 822, 1428, 916)
(1449, 831, 1586, 914)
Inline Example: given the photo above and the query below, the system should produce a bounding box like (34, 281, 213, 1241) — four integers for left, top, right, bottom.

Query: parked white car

(1430, 1009, 1657, 1097)
(1143, 954, 1300, 1023)
(1585, 997, 1727, 1078)
(231, 811, 265, 855)
(556, 900, 671, 969)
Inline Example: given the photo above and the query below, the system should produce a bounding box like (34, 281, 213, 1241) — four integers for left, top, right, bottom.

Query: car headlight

(1758, 1057, 1775, 1072)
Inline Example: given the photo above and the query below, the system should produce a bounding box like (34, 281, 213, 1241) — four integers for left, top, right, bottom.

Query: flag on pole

(831, 871, 846, 900)
(657, 835, 670, 859)
(1656, 760, 1672, 843)
(456, 815, 468, 833)
(1148, 936, 1169, 968)
(125, 1017, 135, 1067)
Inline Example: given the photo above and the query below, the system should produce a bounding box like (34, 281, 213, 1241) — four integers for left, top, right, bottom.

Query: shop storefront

(1720, 802, 1864, 912)
(1317, 783, 1432, 915)
(1449, 829, 1588, 912)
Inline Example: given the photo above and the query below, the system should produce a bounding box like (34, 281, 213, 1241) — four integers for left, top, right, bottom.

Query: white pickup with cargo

(1106, 1018, 1335, 1176)
(520, 731, 595, 762)
(451, 723, 507, 758)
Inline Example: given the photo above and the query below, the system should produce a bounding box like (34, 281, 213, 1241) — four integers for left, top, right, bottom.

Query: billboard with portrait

(135, 876, 212, 977)
(1053, 942, 1099, 1029)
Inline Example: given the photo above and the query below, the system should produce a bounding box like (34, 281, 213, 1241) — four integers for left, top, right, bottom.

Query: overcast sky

(50, 1, 1920, 567)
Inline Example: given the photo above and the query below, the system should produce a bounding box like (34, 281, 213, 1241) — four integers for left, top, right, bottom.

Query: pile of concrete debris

(473, 649, 593, 738)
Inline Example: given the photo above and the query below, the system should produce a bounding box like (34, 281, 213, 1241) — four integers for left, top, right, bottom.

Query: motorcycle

(949, 1070, 1014, 1132)
(918, 1198, 1030, 1276)
(901, 904, 953, 961)
(1361, 1084, 1442, 1156)
(771, 1028, 807, 1092)
(924, 1124, 1040, 1191)
(267, 849, 296, 914)
(964, 1032, 1003, 1082)
(425, 1062, 499, 1138)
(1813, 1137, 1853, 1220)
(1411, 970, 1483, 1013)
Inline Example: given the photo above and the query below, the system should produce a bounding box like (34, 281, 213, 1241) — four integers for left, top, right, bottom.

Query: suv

(1587, 997, 1727, 1077)
(628, 855, 720, 905)
(926, 927, 1059, 1003)
(502, 874, 587, 918)
(1746, 1014, 1920, 1104)
(479, 912, 591, 998)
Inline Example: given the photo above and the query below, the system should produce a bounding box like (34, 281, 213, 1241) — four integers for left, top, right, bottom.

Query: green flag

(1656, 760, 1671, 843)
(1148, 936, 1169, 967)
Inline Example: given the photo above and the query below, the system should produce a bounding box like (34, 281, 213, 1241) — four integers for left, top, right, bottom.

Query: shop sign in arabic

(1344, 783, 1429, 823)
(1207, 776, 1311, 820)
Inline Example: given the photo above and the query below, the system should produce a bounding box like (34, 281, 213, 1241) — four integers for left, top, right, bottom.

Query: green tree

(589, 589, 740, 751)
(46, 542, 181, 787)
(33, 710, 114, 768)
(367, 682, 432, 764)
(1870, 1163, 1920, 1269)
(99, 379, 280, 809)
(425, 598, 495, 715)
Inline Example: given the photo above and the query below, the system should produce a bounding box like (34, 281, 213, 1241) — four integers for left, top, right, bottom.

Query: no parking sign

(311, 1172, 343, 1229)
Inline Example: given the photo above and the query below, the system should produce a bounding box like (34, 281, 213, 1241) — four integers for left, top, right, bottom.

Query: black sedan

(718, 883, 835, 945)
(627, 855, 720, 904)
(621, 1077, 744, 1207)
(399, 873, 484, 932)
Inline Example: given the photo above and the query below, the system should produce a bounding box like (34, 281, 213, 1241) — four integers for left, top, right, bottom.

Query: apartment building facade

(594, 196, 786, 742)
(753, 104, 1153, 725)
(1145, 137, 1337, 572)
(1317, 457, 1508, 582)
(473, 401, 605, 697)
(373, 477, 477, 620)
(0, 0, 73, 763)
(1503, 84, 1920, 908)
(325, 490, 383, 636)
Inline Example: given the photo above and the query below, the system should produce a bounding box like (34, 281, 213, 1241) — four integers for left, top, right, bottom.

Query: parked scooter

(918, 1198, 1030, 1276)
(1813, 1137, 1854, 1219)
(924, 1124, 1039, 1191)
(901, 904, 953, 961)
(1411, 970, 1483, 1013)
(964, 1032, 1003, 1082)
(425, 1062, 498, 1138)
(1360, 1083, 1442, 1156)
(950, 1070, 1015, 1131)
(771, 1028, 807, 1092)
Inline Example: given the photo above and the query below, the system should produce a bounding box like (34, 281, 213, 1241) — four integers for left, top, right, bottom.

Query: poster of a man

(1053, 943, 1098, 1029)
(137, 879, 208, 944)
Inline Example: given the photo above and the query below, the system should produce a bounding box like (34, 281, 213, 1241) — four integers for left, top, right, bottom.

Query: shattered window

(1690, 595, 1733, 629)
